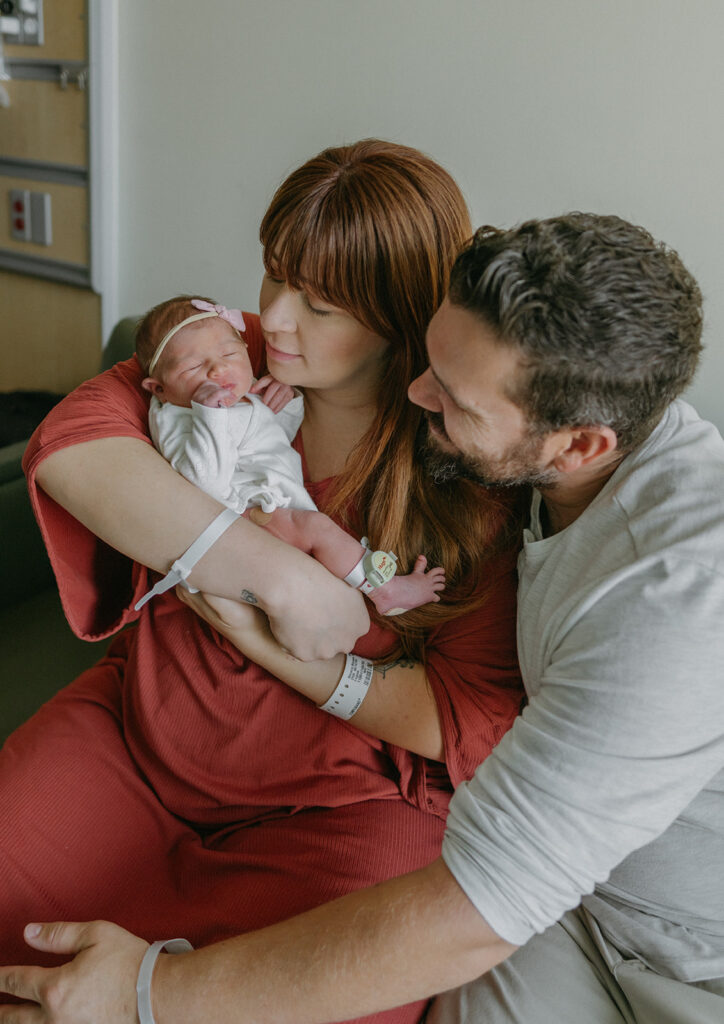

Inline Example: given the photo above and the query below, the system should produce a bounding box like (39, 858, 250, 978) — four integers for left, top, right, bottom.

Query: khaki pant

(426, 907, 724, 1024)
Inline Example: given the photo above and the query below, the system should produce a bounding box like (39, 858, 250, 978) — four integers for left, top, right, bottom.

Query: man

(414, 214, 724, 1022)
(1, 213, 722, 1023)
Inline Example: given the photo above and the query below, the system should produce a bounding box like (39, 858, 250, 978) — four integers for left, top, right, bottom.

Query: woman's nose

(260, 289, 297, 333)
(408, 367, 441, 412)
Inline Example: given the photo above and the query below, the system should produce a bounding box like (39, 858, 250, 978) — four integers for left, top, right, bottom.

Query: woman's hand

(0, 920, 148, 1023)
(176, 587, 275, 654)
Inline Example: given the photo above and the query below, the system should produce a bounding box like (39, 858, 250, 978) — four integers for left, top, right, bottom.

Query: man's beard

(417, 411, 558, 489)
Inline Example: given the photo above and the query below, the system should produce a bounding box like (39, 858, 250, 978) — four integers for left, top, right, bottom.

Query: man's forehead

(426, 300, 521, 407)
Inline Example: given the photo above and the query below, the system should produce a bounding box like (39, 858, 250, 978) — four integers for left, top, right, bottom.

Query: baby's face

(148, 318, 254, 407)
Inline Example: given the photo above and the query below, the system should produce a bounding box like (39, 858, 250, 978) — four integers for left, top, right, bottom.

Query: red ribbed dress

(4, 315, 523, 1023)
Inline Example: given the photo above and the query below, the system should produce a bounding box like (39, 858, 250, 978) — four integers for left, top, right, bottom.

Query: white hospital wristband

(318, 654, 374, 719)
(136, 938, 194, 1024)
(135, 507, 240, 610)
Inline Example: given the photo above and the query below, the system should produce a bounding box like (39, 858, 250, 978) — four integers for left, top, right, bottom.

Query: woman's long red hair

(261, 140, 524, 659)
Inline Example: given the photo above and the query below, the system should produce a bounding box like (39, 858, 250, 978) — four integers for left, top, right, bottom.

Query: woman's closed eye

(302, 292, 332, 317)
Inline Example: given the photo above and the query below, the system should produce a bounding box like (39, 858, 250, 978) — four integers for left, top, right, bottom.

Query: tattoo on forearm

(375, 658, 415, 678)
(240, 589, 258, 605)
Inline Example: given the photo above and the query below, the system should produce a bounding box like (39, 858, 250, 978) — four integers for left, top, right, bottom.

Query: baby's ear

(142, 376, 164, 397)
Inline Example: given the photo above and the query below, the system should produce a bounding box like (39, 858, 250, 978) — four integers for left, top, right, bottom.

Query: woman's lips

(265, 341, 300, 363)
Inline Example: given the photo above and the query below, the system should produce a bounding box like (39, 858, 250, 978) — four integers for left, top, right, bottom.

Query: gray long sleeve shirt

(442, 400, 724, 982)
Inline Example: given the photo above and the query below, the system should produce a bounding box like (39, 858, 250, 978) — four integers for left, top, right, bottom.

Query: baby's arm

(253, 507, 445, 615)
(151, 399, 238, 506)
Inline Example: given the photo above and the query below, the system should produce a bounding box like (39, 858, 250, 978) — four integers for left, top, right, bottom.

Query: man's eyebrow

(428, 361, 478, 415)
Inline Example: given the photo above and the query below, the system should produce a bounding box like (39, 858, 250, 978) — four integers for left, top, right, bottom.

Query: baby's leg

(249, 508, 444, 615)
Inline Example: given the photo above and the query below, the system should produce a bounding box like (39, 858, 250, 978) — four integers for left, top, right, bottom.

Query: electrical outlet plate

(30, 190, 52, 245)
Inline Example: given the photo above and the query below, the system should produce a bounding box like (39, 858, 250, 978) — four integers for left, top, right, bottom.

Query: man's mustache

(424, 410, 450, 443)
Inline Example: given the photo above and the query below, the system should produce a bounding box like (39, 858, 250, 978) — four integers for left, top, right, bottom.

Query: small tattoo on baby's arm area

(375, 658, 415, 678)
(240, 590, 258, 605)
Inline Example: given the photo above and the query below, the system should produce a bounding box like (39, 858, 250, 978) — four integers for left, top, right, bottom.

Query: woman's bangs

(262, 199, 367, 314)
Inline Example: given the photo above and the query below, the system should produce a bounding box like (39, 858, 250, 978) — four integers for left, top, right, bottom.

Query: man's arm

(0, 859, 517, 1024)
(36, 437, 369, 660)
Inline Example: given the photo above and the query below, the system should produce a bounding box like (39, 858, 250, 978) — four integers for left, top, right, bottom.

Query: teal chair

(0, 317, 139, 743)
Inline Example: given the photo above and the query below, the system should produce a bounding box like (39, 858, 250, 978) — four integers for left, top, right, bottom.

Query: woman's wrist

(317, 654, 374, 718)
(273, 648, 347, 706)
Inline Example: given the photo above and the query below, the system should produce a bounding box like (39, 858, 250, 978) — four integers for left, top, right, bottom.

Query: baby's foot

(368, 555, 445, 616)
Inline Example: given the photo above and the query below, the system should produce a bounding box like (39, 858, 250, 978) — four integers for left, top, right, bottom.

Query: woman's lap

(0, 659, 443, 1024)
(0, 662, 196, 960)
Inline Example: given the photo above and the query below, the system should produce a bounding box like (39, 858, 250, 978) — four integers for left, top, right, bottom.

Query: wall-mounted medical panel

(1, 175, 88, 264)
(3, 0, 86, 62)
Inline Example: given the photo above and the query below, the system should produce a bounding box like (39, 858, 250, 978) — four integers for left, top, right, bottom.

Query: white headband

(147, 300, 246, 376)
(148, 312, 217, 376)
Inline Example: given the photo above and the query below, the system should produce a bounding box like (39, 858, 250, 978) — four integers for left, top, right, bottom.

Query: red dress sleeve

(22, 314, 265, 641)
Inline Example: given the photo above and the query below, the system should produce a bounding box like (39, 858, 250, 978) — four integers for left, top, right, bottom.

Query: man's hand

(249, 375, 295, 413)
(0, 921, 148, 1024)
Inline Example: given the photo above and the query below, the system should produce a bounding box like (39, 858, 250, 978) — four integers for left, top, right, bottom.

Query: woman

(1, 140, 523, 1024)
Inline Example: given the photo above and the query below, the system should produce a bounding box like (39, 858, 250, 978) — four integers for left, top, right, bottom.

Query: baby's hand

(191, 381, 238, 408)
(250, 375, 295, 413)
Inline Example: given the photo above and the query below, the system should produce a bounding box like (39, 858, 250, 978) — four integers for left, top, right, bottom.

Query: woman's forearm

(35, 437, 369, 659)
(216, 611, 444, 759)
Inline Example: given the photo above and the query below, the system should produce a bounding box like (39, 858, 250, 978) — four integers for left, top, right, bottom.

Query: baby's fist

(192, 382, 238, 408)
(250, 375, 295, 413)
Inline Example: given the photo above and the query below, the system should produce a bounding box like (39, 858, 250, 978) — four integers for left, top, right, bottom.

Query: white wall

(118, 0, 724, 431)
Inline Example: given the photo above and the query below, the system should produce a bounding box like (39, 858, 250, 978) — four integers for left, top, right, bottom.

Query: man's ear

(550, 426, 618, 474)
(142, 376, 164, 398)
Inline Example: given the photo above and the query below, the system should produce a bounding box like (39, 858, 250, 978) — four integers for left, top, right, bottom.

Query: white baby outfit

(149, 392, 317, 516)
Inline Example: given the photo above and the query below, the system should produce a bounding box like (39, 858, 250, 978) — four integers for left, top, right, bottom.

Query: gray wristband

(136, 938, 194, 1024)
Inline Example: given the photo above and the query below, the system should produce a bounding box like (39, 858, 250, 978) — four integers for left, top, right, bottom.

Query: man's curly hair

(449, 213, 703, 451)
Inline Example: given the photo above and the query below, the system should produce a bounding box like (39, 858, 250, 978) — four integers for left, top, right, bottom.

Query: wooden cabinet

(1, 80, 88, 167)
(0, 271, 101, 392)
(1, 0, 104, 392)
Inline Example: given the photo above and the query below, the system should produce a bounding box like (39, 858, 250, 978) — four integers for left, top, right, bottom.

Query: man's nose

(408, 367, 441, 412)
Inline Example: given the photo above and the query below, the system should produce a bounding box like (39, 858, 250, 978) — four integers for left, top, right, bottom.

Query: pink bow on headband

(191, 299, 246, 333)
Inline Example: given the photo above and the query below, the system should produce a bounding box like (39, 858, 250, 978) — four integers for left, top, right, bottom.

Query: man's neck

(538, 456, 623, 536)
